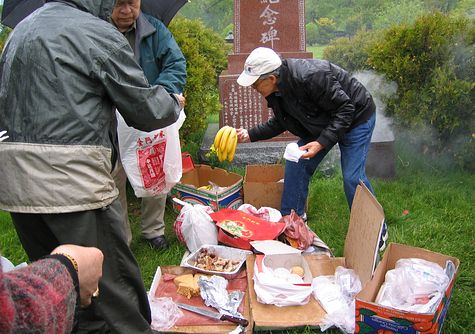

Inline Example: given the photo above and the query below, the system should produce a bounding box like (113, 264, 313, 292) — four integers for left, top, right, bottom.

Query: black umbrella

(1, 0, 44, 29)
(141, 0, 188, 27)
(1, 0, 188, 29)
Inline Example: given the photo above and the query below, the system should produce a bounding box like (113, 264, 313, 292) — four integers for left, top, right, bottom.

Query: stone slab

(199, 123, 290, 166)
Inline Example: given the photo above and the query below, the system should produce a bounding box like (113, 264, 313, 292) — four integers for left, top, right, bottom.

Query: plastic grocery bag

(253, 255, 312, 307)
(116, 109, 185, 197)
(172, 198, 217, 252)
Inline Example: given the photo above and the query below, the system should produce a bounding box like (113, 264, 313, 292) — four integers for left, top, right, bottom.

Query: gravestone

(218, 0, 312, 142)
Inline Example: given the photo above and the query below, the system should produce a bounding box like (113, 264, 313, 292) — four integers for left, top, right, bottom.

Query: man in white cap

(236, 47, 377, 215)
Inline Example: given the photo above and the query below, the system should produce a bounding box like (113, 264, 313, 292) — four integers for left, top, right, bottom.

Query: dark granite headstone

(219, 0, 312, 141)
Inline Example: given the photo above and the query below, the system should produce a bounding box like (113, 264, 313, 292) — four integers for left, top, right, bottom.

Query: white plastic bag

(253, 256, 312, 307)
(237, 204, 282, 222)
(173, 198, 217, 252)
(116, 109, 185, 197)
(149, 296, 183, 331)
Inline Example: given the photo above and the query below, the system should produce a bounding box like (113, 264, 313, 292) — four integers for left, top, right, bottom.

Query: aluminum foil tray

(182, 244, 253, 279)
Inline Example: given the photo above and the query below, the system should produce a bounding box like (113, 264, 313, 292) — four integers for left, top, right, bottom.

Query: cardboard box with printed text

(170, 164, 243, 212)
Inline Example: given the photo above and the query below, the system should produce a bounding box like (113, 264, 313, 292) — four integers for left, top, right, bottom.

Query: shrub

(368, 12, 466, 92)
(323, 30, 381, 71)
(169, 18, 230, 141)
(367, 12, 474, 170)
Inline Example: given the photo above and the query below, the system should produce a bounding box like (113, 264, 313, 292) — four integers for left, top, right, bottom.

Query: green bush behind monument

(325, 12, 474, 171)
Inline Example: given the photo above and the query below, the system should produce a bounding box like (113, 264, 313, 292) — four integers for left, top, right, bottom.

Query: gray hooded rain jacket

(0, 0, 181, 213)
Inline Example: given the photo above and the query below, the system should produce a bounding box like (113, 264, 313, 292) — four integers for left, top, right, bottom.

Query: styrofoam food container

(182, 244, 253, 279)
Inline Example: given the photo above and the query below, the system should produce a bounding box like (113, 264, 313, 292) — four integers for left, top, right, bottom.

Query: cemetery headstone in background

(219, 0, 312, 141)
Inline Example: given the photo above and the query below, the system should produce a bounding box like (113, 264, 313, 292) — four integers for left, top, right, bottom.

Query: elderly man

(236, 47, 389, 250)
(0, 0, 184, 332)
(110, 0, 186, 250)
(236, 47, 376, 213)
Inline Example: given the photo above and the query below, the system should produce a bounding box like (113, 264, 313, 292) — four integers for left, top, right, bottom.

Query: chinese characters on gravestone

(219, 0, 312, 141)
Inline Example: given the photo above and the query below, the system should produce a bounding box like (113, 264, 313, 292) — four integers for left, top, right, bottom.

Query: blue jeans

(281, 112, 376, 215)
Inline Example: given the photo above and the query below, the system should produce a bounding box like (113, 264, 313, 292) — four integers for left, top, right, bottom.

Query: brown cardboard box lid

(344, 183, 385, 286)
(244, 164, 284, 182)
(180, 164, 242, 189)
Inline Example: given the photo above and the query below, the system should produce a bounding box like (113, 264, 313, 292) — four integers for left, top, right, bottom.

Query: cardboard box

(243, 164, 284, 210)
(246, 183, 385, 330)
(149, 265, 253, 334)
(170, 164, 243, 212)
(355, 243, 460, 334)
(246, 183, 460, 332)
(243, 164, 308, 211)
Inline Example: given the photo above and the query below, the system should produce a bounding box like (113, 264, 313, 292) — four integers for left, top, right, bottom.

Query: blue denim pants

(281, 112, 376, 215)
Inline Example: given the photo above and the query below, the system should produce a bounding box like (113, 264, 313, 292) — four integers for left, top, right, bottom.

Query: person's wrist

(54, 252, 79, 272)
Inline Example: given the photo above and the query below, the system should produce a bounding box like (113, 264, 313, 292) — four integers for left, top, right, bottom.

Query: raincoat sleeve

(147, 18, 186, 94)
(0, 257, 78, 334)
(305, 72, 355, 148)
(99, 41, 180, 132)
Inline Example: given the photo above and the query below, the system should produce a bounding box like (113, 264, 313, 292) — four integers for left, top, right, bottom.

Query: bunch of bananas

(211, 126, 238, 162)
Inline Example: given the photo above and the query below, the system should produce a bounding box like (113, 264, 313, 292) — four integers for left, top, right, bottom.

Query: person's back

(0, 0, 180, 332)
(0, 0, 179, 213)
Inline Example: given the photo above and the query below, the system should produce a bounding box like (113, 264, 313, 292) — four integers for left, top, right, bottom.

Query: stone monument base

(199, 123, 290, 166)
(198, 124, 396, 180)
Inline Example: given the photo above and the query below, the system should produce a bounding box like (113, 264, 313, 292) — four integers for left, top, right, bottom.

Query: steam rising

(354, 71, 398, 142)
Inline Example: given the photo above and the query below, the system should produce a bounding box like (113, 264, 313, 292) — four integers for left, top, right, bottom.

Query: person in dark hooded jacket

(0, 0, 184, 333)
(110, 0, 187, 251)
(236, 47, 376, 216)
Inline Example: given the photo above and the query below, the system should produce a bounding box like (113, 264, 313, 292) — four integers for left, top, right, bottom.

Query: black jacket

(248, 59, 376, 148)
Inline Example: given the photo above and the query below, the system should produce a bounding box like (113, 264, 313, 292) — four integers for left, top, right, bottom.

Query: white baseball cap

(237, 47, 282, 87)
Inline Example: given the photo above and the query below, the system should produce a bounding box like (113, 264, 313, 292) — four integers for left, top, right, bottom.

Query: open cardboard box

(243, 164, 308, 211)
(149, 265, 253, 334)
(355, 243, 460, 333)
(246, 183, 460, 332)
(170, 164, 243, 212)
(246, 182, 384, 330)
(243, 164, 284, 210)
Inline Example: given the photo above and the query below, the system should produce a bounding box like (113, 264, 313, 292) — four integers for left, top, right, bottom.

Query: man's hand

(236, 128, 250, 143)
(300, 141, 324, 159)
(174, 94, 186, 110)
(51, 245, 103, 308)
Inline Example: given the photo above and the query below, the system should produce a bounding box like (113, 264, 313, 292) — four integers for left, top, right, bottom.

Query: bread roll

(290, 266, 305, 277)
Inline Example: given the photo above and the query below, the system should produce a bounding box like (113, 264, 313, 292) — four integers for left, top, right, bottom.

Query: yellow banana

(226, 127, 237, 154)
(227, 134, 238, 162)
(216, 146, 224, 162)
(213, 126, 228, 150)
(219, 126, 233, 154)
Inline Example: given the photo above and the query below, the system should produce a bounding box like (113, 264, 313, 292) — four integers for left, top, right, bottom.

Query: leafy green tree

(169, 17, 230, 141)
(179, 0, 233, 33)
(316, 17, 337, 44)
(372, 0, 425, 31)
(306, 22, 319, 46)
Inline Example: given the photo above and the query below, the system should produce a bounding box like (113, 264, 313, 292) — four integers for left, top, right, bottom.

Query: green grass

(307, 44, 327, 59)
(1, 139, 474, 333)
